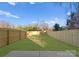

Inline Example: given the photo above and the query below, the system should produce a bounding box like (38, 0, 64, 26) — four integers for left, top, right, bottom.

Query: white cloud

(45, 20, 55, 24)
(67, 12, 71, 16)
(0, 10, 20, 18)
(29, 2, 35, 4)
(45, 18, 59, 24)
(32, 21, 37, 23)
(31, 17, 66, 27)
(8, 2, 16, 6)
(45, 17, 66, 27)
(53, 17, 66, 26)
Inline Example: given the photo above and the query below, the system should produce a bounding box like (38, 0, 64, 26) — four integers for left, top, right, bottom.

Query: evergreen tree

(53, 23, 60, 31)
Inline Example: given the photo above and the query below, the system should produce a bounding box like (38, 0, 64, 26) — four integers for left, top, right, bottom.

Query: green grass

(0, 39, 44, 56)
(0, 34, 79, 56)
(36, 34, 79, 57)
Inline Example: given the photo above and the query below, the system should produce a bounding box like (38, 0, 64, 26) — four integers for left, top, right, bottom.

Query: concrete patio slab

(5, 51, 75, 57)
(39, 51, 75, 57)
(5, 51, 39, 57)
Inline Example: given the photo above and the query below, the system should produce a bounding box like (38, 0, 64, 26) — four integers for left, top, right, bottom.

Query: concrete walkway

(5, 51, 75, 57)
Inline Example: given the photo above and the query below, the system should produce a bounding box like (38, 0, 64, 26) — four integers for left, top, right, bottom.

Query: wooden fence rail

(47, 29, 79, 47)
(0, 28, 27, 48)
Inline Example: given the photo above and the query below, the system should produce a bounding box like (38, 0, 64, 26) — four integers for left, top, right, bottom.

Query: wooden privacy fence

(0, 28, 27, 48)
(47, 29, 79, 47)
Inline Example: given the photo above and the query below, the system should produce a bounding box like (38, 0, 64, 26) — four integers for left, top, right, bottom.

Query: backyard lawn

(0, 34, 79, 56)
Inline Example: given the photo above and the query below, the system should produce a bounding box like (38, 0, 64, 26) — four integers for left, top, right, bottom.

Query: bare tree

(38, 20, 49, 31)
(0, 20, 11, 28)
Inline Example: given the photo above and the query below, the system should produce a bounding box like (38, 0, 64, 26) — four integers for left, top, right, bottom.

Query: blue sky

(0, 2, 76, 27)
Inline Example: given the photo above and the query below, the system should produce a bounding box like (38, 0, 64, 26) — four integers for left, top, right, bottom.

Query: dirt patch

(29, 36, 46, 48)
(27, 31, 40, 37)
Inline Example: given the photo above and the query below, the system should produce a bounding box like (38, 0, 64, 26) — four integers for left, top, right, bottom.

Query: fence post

(26, 32, 27, 38)
(7, 29, 9, 45)
(25, 31, 26, 39)
(19, 30, 21, 40)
